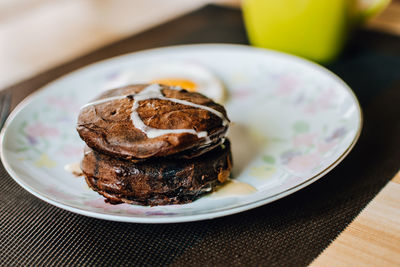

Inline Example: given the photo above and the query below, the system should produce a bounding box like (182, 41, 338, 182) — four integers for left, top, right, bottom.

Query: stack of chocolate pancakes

(77, 84, 232, 206)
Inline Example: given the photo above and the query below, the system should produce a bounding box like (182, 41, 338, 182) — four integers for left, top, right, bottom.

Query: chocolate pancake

(77, 84, 229, 161)
(81, 140, 232, 206)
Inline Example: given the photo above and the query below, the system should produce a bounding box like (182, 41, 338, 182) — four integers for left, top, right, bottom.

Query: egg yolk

(151, 79, 197, 92)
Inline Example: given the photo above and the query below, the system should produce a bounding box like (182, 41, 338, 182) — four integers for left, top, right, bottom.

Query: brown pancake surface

(77, 84, 229, 160)
(81, 139, 232, 206)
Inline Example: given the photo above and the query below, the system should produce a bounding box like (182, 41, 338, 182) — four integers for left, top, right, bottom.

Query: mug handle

(356, 0, 391, 24)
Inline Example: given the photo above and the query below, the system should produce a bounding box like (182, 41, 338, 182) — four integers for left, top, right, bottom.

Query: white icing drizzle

(80, 84, 229, 139)
(195, 136, 224, 151)
(130, 84, 228, 139)
(80, 95, 128, 110)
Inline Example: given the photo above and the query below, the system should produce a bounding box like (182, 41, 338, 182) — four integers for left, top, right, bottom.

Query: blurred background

(1, 0, 399, 89)
(1, 2, 400, 265)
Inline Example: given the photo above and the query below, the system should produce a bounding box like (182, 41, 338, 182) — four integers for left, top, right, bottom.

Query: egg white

(104, 61, 226, 103)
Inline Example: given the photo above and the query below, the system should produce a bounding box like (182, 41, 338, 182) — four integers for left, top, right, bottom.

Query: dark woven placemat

(1, 5, 400, 266)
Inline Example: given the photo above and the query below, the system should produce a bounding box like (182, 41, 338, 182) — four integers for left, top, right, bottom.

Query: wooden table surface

(1, 0, 400, 265)
(312, 172, 400, 266)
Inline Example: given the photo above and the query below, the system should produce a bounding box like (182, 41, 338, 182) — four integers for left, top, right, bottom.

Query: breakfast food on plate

(77, 83, 231, 205)
(82, 141, 231, 206)
(77, 84, 229, 161)
(104, 61, 226, 103)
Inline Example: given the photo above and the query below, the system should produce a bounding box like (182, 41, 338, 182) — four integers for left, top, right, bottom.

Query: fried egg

(105, 61, 226, 103)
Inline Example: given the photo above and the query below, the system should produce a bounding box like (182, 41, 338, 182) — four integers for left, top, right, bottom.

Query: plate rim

(0, 43, 363, 223)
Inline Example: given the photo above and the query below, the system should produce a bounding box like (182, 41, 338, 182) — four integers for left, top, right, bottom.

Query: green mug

(242, 0, 390, 63)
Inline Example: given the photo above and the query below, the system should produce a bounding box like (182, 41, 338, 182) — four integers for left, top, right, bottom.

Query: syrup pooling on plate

(209, 180, 257, 199)
(64, 162, 83, 177)
(81, 84, 229, 139)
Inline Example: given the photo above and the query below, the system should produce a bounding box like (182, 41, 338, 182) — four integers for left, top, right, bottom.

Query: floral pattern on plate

(0, 44, 361, 223)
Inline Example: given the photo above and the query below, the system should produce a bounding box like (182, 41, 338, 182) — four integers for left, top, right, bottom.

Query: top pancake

(77, 84, 229, 160)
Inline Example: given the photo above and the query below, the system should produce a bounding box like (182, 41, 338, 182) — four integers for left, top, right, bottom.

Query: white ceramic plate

(0, 44, 362, 223)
